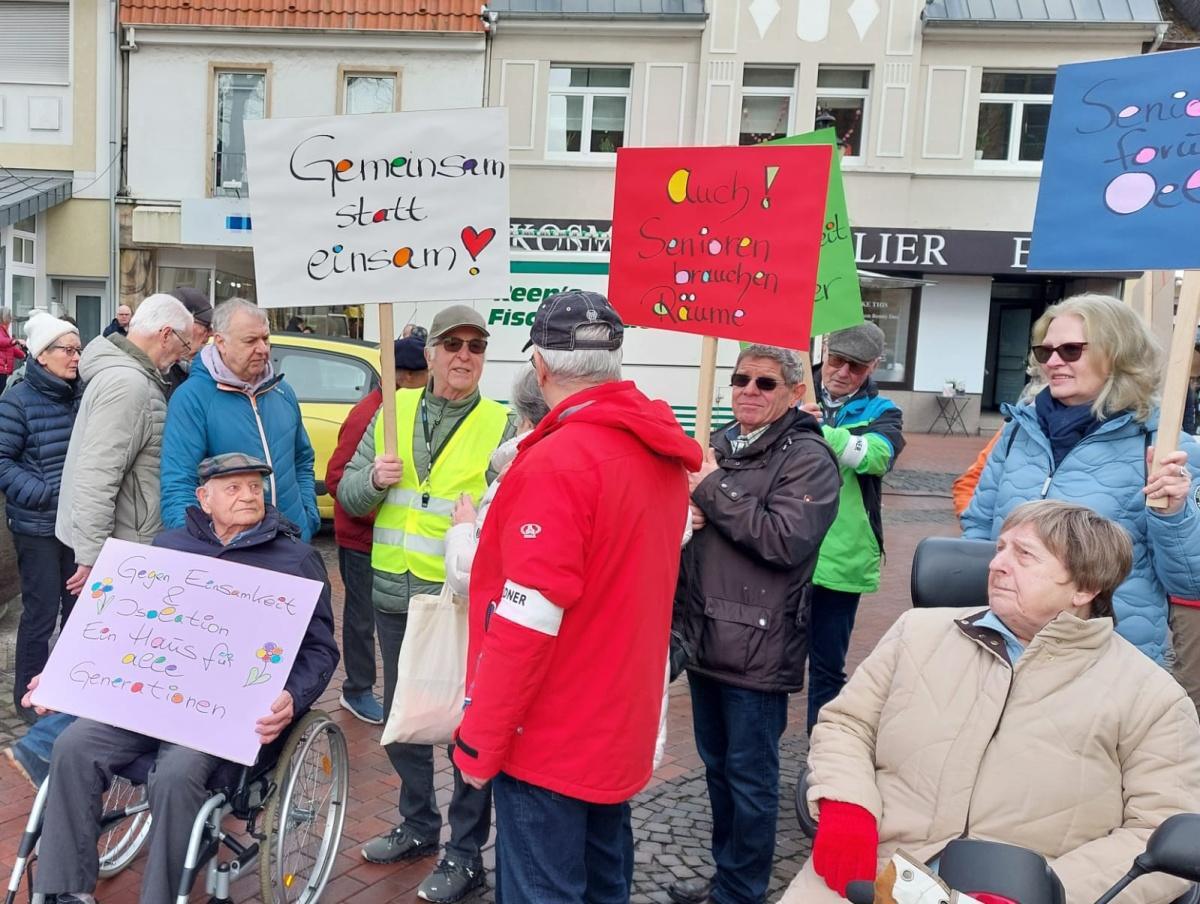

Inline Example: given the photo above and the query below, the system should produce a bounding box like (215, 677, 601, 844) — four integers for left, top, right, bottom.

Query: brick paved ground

(0, 432, 988, 903)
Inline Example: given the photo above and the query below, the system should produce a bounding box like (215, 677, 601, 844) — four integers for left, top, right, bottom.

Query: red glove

(812, 799, 879, 897)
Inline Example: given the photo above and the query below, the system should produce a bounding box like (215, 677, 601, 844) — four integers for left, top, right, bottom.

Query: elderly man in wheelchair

(15, 453, 342, 904)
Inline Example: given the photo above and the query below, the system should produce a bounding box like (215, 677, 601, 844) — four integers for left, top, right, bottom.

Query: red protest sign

(608, 145, 831, 348)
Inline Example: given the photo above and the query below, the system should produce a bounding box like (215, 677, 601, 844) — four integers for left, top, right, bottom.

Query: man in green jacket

(338, 305, 518, 903)
(804, 322, 905, 733)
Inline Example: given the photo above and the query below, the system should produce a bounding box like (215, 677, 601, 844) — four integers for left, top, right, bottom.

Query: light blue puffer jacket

(962, 401, 1200, 664)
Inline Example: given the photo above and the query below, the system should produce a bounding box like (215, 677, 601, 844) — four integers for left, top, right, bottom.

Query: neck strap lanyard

(418, 390, 481, 507)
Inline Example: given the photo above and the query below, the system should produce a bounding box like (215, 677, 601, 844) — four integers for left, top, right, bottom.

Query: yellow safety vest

(372, 389, 509, 581)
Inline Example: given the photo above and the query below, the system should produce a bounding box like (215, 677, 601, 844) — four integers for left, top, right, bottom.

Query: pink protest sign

(31, 538, 323, 765)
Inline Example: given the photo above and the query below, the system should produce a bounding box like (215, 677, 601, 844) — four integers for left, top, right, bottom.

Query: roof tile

(119, 0, 483, 31)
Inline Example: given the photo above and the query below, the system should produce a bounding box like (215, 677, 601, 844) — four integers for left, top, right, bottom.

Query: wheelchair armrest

(1171, 885, 1200, 904)
(910, 537, 995, 608)
(794, 768, 818, 839)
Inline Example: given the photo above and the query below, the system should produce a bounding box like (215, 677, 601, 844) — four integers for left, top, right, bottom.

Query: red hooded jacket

(453, 380, 701, 803)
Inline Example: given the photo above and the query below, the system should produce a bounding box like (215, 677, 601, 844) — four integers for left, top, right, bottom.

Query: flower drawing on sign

(91, 577, 115, 613)
(257, 641, 284, 665)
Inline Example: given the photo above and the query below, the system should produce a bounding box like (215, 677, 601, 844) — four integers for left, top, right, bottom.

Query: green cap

(198, 452, 273, 481)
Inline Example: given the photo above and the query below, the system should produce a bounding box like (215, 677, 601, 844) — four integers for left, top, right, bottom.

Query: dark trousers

(12, 532, 76, 712)
(492, 772, 633, 904)
(337, 547, 377, 696)
(34, 718, 222, 903)
(805, 585, 862, 734)
(689, 671, 789, 904)
(376, 607, 491, 864)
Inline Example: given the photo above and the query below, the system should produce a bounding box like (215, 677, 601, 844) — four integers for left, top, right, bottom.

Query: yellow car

(269, 333, 382, 521)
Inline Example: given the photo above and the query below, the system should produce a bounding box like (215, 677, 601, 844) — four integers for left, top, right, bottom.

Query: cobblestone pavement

(0, 432, 985, 902)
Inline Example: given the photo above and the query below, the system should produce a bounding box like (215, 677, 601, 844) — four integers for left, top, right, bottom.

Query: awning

(857, 269, 936, 290)
(0, 170, 73, 229)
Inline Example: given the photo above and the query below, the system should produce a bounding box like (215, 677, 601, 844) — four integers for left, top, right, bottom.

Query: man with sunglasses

(669, 344, 840, 904)
(802, 322, 904, 735)
(338, 304, 518, 902)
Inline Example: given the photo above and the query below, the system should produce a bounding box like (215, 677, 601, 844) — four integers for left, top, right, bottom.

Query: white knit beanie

(25, 310, 79, 359)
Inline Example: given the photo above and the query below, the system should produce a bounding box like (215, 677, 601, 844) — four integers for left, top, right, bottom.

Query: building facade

(1, 0, 117, 342)
(487, 0, 1165, 431)
(116, 0, 487, 333)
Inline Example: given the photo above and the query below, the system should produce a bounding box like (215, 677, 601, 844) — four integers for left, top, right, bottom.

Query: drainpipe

(1150, 21, 1168, 52)
(110, 0, 120, 314)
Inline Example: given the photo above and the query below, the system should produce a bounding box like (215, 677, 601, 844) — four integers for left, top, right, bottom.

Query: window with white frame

(975, 72, 1055, 164)
(739, 68, 795, 146)
(213, 70, 266, 197)
(9, 216, 37, 339)
(0, 1, 69, 84)
(546, 66, 631, 157)
(815, 67, 870, 159)
(344, 74, 397, 115)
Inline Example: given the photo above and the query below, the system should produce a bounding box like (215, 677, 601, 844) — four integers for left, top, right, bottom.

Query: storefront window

(12, 275, 34, 339)
(159, 267, 213, 300)
(268, 305, 357, 338)
(861, 287, 915, 386)
(216, 270, 256, 304)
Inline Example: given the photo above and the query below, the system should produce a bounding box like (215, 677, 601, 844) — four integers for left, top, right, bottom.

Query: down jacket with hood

(0, 358, 82, 536)
(153, 505, 339, 714)
(795, 606, 1200, 904)
(56, 335, 170, 566)
(673, 408, 841, 693)
(161, 347, 320, 542)
(962, 401, 1200, 663)
(453, 380, 701, 804)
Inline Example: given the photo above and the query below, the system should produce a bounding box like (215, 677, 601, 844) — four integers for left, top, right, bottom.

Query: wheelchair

(4, 709, 349, 904)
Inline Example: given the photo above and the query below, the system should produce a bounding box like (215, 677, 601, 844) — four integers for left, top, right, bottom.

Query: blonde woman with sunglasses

(962, 293, 1200, 691)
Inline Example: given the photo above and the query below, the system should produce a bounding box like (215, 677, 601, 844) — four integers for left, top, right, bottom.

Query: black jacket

(102, 319, 127, 338)
(672, 409, 840, 693)
(152, 505, 339, 713)
(0, 359, 82, 536)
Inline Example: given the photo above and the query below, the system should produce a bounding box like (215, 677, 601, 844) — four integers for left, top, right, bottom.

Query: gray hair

(735, 344, 803, 385)
(534, 324, 623, 384)
(510, 365, 550, 427)
(213, 297, 269, 337)
(129, 293, 193, 336)
(0, 308, 11, 326)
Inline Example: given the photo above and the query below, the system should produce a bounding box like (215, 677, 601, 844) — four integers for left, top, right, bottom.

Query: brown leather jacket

(672, 409, 840, 693)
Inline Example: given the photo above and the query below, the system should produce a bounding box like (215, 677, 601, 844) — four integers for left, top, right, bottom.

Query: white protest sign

(244, 106, 510, 309)
(32, 538, 324, 765)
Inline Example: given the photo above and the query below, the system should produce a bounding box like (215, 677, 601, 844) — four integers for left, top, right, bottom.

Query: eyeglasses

(439, 336, 488, 355)
(824, 353, 872, 375)
(1031, 342, 1088, 364)
(49, 344, 83, 357)
(731, 373, 781, 392)
(171, 328, 193, 353)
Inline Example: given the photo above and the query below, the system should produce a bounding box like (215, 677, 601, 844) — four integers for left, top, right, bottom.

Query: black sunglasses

(439, 336, 488, 355)
(731, 373, 781, 392)
(1031, 342, 1088, 364)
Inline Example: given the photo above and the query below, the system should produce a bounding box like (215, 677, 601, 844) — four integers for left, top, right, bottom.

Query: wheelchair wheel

(97, 775, 152, 878)
(259, 710, 349, 904)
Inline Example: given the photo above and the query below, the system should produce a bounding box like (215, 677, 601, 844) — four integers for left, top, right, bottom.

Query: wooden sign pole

(694, 336, 719, 447)
(377, 302, 399, 457)
(1147, 271, 1200, 510)
(797, 351, 813, 403)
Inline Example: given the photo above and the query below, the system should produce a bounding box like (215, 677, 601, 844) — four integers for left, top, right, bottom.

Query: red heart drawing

(461, 226, 497, 261)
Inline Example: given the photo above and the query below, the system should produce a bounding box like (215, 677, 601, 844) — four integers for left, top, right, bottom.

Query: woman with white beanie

(0, 309, 84, 723)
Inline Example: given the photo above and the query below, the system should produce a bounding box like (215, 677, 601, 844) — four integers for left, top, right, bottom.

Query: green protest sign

(766, 129, 863, 334)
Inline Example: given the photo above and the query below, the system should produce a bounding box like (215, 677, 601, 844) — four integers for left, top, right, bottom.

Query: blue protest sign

(1028, 47, 1200, 272)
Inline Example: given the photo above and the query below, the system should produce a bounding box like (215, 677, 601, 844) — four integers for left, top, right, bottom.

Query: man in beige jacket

(786, 500, 1200, 904)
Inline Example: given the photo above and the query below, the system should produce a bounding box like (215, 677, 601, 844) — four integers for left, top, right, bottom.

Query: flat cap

(198, 452, 273, 481)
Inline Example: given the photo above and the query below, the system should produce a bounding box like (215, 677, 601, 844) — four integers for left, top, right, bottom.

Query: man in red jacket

(453, 291, 701, 901)
(325, 336, 428, 723)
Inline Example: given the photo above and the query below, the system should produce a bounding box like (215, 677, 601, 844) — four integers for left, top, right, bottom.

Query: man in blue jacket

(27, 452, 338, 904)
(160, 298, 320, 540)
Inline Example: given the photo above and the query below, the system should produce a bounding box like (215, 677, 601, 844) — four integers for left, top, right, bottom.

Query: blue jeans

(689, 671, 789, 904)
(17, 713, 75, 763)
(806, 585, 861, 734)
(492, 772, 633, 904)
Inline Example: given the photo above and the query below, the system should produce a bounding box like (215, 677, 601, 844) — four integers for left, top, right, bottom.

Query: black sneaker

(668, 877, 712, 904)
(417, 858, 486, 902)
(361, 825, 438, 863)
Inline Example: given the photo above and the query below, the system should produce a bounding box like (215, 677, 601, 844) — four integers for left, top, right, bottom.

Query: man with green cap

(338, 304, 518, 902)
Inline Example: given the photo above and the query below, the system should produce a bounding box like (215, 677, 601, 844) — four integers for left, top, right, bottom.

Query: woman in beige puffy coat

(785, 500, 1200, 904)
